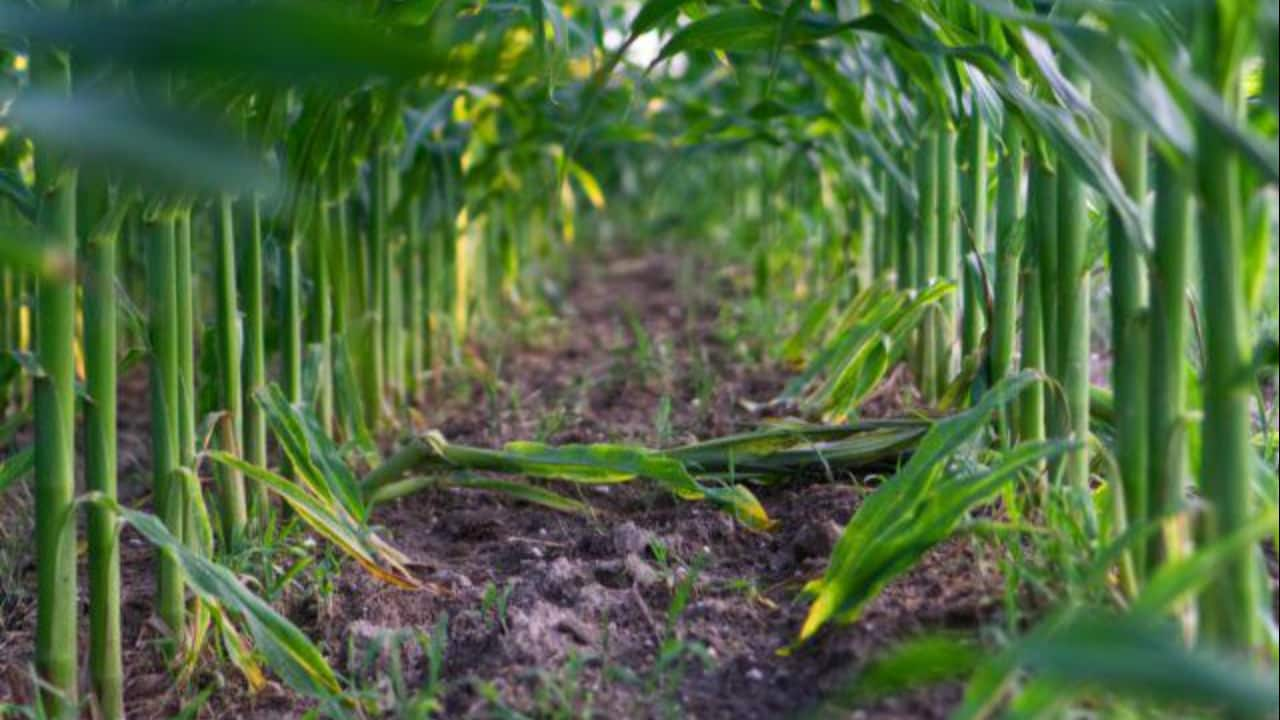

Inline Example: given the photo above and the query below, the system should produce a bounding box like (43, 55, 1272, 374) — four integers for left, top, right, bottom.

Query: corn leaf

(0, 446, 33, 494)
(105, 501, 341, 700)
(9, 92, 276, 198)
(799, 372, 1053, 640)
(1132, 506, 1280, 616)
(1, 0, 452, 88)
(255, 384, 366, 522)
(824, 634, 982, 708)
(368, 432, 775, 531)
(450, 476, 593, 516)
(209, 451, 421, 590)
(1015, 612, 1279, 717)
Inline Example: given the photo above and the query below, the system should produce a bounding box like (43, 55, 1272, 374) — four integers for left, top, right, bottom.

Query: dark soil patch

(1, 253, 997, 718)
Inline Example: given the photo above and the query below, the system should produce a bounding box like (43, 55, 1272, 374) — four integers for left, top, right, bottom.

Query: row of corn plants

(0, 2, 598, 715)
(605, 0, 1277, 711)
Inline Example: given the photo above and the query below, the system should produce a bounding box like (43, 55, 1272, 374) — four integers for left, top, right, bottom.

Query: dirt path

(1, 253, 1004, 718)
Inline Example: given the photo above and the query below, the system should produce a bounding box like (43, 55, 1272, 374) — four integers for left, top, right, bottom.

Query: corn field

(0, 0, 1277, 718)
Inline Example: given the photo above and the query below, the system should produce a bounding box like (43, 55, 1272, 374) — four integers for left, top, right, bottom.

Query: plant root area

(1, 254, 1005, 718)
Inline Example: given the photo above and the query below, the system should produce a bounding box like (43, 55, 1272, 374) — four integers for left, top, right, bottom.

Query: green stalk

(282, 229, 303, 406)
(364, 149, 388, 427)
(991, 121, 1023, 388)
(440, 161, 459, 355)
(243, 195, 269, 518)
(856, 199, 874, 295)
(175, 212, 197, 550)
(895, 162, 915, 293)
(428, 188, 446, 375)
(916, 133, 940, 401)
(1018, 166, 1046, 449)
(0, 264, 12, 418)
(146, 213, 185, 646)
(215, 194, 247, 545)
(312, 201, 334, 434)
(962, 114, 989, 361)
(384, 166, 404, 408)
(386, 232, 404, 408)
(348, 192, 374, 431)
(936, 128, 959, 385)
(406, 196, 425, 402)
(328, 200, 349, 353)
(1194, 6, 1259, 649)
(329, 197, 361, 441)
(1106, 123, 1150, 575)
(83, 184, 122, 720)
(1056, 69, 1095, 534)
(31, 46, 77, 717)
(1146, 156, 1191, 574)
(1032, 156, 1059, 430)
(875, 169, 892, 279)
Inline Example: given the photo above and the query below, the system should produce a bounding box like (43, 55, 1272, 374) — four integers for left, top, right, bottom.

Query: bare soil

(1, 253, 1005, 719)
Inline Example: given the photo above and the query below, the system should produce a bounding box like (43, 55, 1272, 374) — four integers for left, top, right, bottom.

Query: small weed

(531, 651, 597, 719)
(481, 580, 515, 633)
(536, 405, 570, 442)
(720, 577, 778, 610)
(344, 613, 450, 719)
(476, 650, 597, 720)
(653, 394, 673, 446)
(687, 346, 716, 424)
(623, 305, 655, 374)
(607, 554, 713, 718)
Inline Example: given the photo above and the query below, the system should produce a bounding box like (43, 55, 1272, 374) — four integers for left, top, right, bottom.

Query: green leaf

(452, 476, 592, 515)
(2, 0, 452, 88)
(0, 169, 35, 222)
(255, 384, 365, 522)
(1133, 506, 1279, 615)
(631, 0, 688, 35)
(799, 373, 1061, 640)
(667, 419, 927, 469)
(825, 634, 983, 707)
(367, 432, 775, 531)
(9, 92, 276, 197)
(209, 451, 422, 589)
(0, 446, 34, 494)
(1016, 612, 1279, 717)
(653, 7, 875, 64)
(105, 501, 341, 700)
(1053, 25, 1192, 155)
(806, 281, 955, 417)
(655, 7, 779, 62)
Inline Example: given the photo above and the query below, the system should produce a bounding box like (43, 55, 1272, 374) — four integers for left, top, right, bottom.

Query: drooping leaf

(450, 475, 593, 516)
(104, 500, 342, 700)
(798, 373, 1060, 641)
(363, 432, 775, 531)
(667, 419, 927, 469)
(209, 451, 422, 590)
